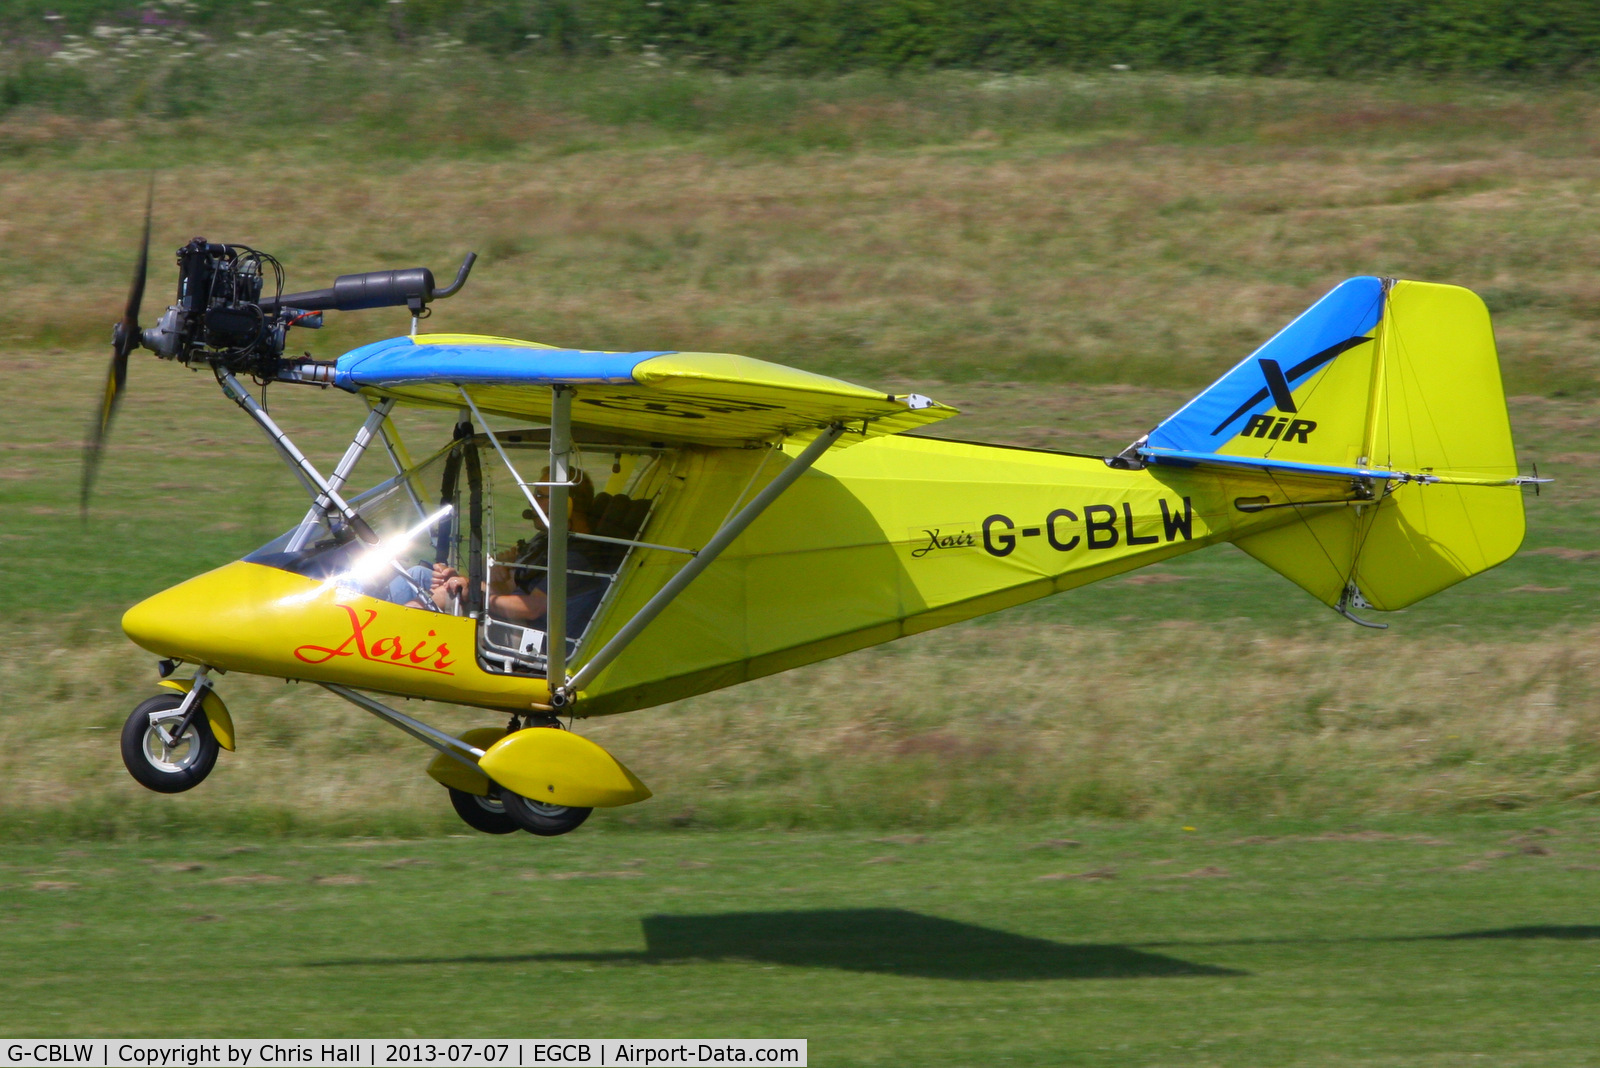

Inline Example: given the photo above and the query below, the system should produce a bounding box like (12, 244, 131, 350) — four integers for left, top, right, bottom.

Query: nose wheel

(120, 693, 220, 793)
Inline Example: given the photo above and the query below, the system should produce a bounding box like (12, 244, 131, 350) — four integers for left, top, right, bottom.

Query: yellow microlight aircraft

(85, 216, 1540, 837)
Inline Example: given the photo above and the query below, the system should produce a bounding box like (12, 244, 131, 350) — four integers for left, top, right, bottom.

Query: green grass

(4, 818, 1599, 1063)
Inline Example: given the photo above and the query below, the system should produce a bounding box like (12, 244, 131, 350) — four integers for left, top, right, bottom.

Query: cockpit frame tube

(435, 444, 463, 569)
(546, 385, 573, 689)
(463, 438, 486, 619)
(456, 387, 696, 558)
(217, 370, 375, 543)
(327, 397, 396, 498)
(373, 403, 430, 522)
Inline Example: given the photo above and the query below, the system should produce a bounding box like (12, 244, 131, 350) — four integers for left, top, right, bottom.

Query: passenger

(487, 468, 607, 635)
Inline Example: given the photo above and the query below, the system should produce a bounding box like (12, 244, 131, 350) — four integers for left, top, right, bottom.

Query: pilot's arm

(486, 551, 548, 624)
(488, 588, 547, 624)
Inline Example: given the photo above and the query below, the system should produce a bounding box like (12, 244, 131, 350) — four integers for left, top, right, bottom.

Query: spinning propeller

(79, 191, 477, 517)
(81, 182, 153, 516)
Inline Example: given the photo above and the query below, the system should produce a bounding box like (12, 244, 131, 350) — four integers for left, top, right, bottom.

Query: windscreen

(243, 442, 464, 608)
(241, 433, 671, 632)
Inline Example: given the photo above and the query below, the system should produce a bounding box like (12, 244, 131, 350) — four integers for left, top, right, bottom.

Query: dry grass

(5, 612, 1599, 837)
(7, 75, 1600, 395)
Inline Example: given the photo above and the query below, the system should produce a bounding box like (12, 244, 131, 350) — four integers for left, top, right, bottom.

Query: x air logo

(1208, 335, 1373, 444)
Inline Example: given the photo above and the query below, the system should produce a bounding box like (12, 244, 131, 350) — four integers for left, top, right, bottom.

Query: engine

(139, 238, 475, 381)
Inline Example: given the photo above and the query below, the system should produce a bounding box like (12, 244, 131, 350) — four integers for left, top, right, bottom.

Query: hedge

(6, 0, 1600, 78)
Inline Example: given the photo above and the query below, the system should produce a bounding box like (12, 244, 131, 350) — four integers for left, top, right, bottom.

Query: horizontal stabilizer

(1137, 446, 1532, 488)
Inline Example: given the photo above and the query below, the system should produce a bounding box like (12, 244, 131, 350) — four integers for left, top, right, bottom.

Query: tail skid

(1335, 581, 1388, 630)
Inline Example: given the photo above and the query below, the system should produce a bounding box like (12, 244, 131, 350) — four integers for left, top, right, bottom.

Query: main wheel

(447, 787, 519, 835)
(499, 789, 592, 837)
(120, 693, 219, 794)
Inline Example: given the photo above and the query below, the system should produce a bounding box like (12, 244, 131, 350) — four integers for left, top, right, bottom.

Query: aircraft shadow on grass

(1421, 925, 1600, 941)
(308, 908, 1242, 981)
(1135, 925, 1600, 950)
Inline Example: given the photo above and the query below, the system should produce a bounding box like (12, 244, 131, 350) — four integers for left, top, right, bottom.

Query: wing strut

(559, 422, 848, 705)
(217, 371, 377, 543)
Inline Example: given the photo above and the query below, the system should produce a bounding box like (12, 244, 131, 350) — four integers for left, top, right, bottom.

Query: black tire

(447, 787, 520, 835)
(499, 789, 592, 837)
(120, 693, 219, 794)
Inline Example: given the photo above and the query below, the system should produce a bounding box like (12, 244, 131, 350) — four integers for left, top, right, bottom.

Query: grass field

(4, 818, 1600, 1063)
(5, 63, 1600, 1055)
(6, 67, 1600, 827)
(9, 69, 1600, 393)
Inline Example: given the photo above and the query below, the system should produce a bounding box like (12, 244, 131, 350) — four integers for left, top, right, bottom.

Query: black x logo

(1208, 335, 1372, 437)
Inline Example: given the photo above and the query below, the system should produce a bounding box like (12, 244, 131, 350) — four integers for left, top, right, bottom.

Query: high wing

(333, 333, 957, 447)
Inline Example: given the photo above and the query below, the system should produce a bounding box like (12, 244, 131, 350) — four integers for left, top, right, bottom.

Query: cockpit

(244, 432, 670, 678)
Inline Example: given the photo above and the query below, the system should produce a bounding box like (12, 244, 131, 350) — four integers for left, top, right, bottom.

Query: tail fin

(1137, 277, 1526, 614)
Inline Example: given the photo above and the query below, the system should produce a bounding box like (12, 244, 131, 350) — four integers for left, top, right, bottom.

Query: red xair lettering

(294, 605, 456, 675)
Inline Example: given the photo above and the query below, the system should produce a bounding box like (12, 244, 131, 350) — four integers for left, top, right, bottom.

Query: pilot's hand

(425, 563, 466, 609)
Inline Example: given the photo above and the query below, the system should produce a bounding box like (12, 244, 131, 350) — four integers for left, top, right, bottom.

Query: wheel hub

(143, 716, 203, 773)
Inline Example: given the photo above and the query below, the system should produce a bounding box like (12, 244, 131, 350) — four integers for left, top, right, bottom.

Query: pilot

(411, 468, 607, 631)
(486, 468, 608, 636)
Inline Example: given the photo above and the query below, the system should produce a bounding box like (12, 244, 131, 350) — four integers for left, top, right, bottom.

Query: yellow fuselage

(122, 434, 1343, 717)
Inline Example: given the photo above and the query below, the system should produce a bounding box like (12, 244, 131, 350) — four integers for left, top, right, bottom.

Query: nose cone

(122, 561, 295, 670)
(121, 560, 544, 710)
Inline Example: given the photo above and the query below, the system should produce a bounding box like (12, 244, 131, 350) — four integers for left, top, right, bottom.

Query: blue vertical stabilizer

(1145, 276, 1385, 453)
